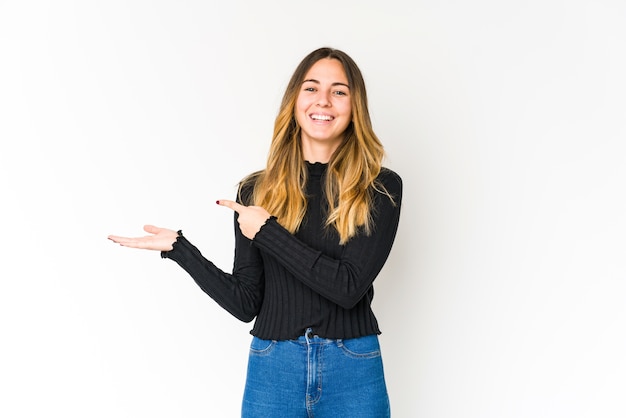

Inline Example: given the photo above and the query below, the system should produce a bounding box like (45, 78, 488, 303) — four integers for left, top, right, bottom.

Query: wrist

(161, 230, 183, 258)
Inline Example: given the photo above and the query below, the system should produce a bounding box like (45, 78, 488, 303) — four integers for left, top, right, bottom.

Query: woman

(108, 47, 402, 417)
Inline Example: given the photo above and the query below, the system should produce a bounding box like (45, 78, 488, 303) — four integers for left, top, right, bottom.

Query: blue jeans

(241, 329, 390, 417)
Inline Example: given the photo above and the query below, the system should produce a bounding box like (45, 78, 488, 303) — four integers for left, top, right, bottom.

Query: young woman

(108, 47, 402, 417)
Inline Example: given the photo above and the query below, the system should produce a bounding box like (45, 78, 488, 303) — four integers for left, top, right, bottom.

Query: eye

(304, 87, 316, 92)
(333, 90, 348, 96)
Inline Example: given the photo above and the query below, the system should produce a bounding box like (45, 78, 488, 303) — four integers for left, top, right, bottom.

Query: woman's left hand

(217, 200, 271, 240)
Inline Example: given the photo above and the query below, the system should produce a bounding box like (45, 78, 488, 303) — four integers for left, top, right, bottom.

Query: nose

(316, 91, 331, 107)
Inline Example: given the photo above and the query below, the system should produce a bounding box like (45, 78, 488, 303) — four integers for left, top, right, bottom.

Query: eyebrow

(302, 79, 350, 89)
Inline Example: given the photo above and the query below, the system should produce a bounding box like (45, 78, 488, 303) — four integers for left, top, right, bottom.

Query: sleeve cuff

(161, 230, 184, 259)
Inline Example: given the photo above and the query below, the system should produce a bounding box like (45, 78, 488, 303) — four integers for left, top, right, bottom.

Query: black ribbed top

(163, 162, 402, 340)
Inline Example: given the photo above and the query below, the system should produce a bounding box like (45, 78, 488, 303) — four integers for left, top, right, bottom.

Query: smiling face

(295, 58, 353, 162)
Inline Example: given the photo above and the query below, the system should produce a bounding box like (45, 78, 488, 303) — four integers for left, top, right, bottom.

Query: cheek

(294, 103, 305, 124)
(342, 105, 353, 123)
(294, 98, 310, 122)
(340, 107, 353, 130)
(339, 100, 352, 117)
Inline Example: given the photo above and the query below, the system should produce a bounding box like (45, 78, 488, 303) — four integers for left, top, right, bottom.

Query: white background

(1, 1, 625, 417)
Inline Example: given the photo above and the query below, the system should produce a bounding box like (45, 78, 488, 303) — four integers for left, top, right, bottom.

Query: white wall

(1, 1, 624, 417)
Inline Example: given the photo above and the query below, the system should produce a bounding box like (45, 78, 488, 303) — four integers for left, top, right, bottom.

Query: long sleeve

(162, 199, 265, 323)
(251, 169, 402, 310)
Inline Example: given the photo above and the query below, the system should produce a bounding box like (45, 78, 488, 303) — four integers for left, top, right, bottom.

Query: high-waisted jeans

(241, 328, 390, 417)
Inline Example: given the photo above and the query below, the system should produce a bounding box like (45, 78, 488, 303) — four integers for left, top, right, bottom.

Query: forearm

(252, 171, 402, 309)
(253, 209, 400, 309)
(163, 234, 264, 322)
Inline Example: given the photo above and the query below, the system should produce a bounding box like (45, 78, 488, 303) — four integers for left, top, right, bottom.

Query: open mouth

(310, 114, 334, 121)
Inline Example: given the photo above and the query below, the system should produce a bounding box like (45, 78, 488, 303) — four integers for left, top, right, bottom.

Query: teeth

(311, 114, 333, 121)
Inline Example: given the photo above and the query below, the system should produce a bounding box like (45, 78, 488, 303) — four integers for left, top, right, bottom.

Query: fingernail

(216, 200, 220, 205)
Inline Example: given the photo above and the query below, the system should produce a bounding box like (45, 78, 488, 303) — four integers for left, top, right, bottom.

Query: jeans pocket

(249, 337, 277, 356)
(337, 335, 381, 359)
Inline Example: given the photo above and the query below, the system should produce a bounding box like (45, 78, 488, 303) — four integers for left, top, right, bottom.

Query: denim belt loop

(305, 327, 314, 344)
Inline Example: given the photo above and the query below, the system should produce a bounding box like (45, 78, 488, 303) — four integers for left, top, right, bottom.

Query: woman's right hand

(108, 225, 179, 252)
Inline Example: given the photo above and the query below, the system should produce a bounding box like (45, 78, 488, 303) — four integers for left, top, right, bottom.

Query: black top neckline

(305, 160, 328, 177)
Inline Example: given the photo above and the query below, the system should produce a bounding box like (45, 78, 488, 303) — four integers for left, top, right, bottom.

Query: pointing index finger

(217, 199, 245, 213)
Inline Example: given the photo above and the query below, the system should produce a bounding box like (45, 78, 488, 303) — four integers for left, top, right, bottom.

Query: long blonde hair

(241, 47, 390, 244)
